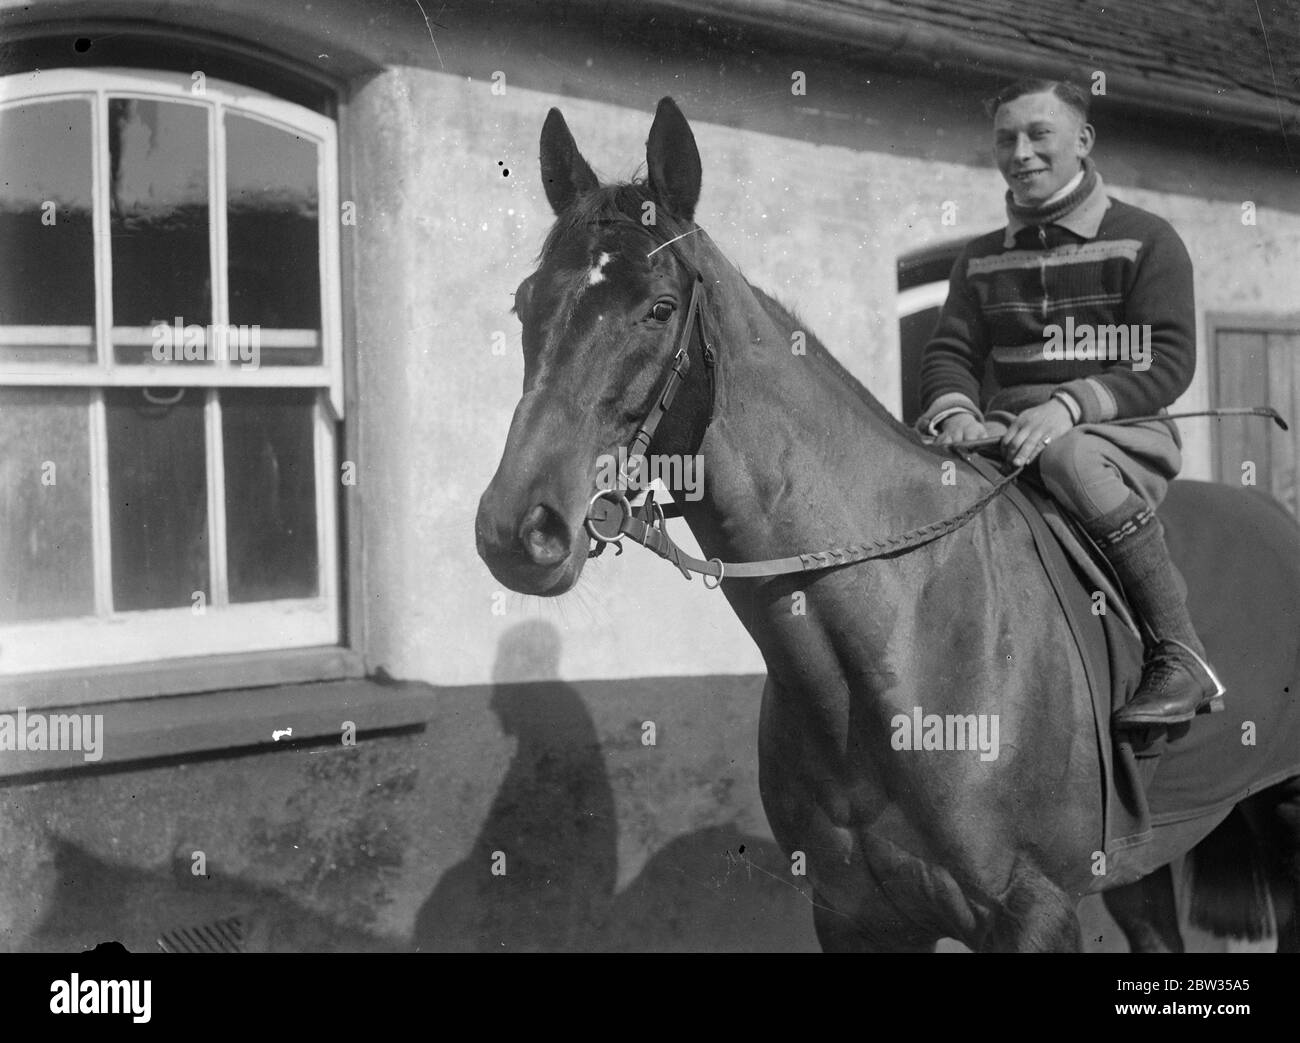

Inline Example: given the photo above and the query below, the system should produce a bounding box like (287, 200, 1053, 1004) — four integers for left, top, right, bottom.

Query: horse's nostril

(519, 504, 571, 567)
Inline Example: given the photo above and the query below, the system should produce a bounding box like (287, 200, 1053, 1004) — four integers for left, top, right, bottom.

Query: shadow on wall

(413, 620, 815, 952)
(24, 621, 814, 952)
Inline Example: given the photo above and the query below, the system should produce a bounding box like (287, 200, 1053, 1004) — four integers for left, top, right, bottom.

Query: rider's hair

(985, 79, 1090, 123)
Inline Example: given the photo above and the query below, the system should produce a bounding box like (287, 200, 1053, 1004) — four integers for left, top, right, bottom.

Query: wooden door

(1211, 317, 1300, 517)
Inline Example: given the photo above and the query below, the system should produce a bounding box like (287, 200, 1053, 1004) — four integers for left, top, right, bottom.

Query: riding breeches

(990, 416, 1184, 525)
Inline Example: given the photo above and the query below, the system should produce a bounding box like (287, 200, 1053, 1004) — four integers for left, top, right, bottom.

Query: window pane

(109, 98, 211, 365)
(222, 389, 318, 602)
(106, 388, 208, 610)
(0, 100, 96, 364)
(0, 389, 94, 622)
(226, 114, 321, 366)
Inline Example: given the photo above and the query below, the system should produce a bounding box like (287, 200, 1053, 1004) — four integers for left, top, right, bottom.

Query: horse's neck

(681, 252, 943, 567)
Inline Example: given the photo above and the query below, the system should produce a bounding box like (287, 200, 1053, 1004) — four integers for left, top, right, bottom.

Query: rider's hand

(1002, 399, 1074, 467)
(935, 412, 988, 445)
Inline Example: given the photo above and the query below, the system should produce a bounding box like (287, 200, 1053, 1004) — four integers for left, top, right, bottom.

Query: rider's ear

(646, 97, 702, 222)
(540, 108, 599, 215)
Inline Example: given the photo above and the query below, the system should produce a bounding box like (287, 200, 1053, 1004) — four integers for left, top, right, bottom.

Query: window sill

(0, 673, 436, 781)
(0, 645, 366, 711)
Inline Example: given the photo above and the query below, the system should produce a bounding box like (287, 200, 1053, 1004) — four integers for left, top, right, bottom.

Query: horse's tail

(1184, 806, 1275, 941)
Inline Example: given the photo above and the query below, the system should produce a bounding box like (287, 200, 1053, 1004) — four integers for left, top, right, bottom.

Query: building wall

(1, 0, 1296, 950)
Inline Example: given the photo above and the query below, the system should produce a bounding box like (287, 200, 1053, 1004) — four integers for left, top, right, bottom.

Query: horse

(475, 96, 1300, 952)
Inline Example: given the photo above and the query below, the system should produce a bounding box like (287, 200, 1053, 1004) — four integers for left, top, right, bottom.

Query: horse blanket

(965, 457, 1300, 889)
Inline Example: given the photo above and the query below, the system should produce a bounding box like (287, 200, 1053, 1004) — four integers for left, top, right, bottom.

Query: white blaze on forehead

(587, 251, 612, 286)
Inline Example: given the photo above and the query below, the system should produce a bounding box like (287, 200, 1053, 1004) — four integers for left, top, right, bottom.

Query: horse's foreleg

(1101, 864, 1184, 952)
(981, 862, 1082, 952)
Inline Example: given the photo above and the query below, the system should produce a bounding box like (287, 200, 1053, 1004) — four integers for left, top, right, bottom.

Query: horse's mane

(744, 284, 925, 446)
(538, 179, 929, 450)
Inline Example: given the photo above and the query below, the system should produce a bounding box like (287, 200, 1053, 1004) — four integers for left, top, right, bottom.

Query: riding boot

(1082, 495, 1226, 728)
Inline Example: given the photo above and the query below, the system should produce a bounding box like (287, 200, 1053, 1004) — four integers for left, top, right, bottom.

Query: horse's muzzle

(475, 495, 581, 595)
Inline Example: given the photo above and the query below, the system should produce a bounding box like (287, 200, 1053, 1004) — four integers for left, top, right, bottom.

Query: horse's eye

(651, 300, 675, 322)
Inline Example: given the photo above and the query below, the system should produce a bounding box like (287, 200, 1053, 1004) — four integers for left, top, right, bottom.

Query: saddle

(961, 452, 1156, 876)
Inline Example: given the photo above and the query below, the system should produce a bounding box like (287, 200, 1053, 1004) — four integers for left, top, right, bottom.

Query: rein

(586, 455, 1025, 586)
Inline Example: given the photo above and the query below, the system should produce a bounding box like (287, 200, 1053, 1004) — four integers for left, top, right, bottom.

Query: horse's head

(476, 97, 715, 595)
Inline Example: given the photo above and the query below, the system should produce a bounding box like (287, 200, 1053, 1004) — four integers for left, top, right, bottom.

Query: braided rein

(586, 452, 1024, 585)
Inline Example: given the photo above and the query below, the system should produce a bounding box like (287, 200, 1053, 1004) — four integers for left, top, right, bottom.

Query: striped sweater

(918, 170, 1196, 430)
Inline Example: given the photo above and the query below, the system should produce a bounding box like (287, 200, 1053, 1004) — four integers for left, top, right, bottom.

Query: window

(0, 69, 343, 681)
(1206, 313, 1300, 517)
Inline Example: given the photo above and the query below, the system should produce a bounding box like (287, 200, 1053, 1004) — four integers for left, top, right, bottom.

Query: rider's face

(994, 91, 1094, 207)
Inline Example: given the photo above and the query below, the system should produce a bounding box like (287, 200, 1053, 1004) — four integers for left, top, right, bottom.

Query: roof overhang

(602, 0, 1300, 140)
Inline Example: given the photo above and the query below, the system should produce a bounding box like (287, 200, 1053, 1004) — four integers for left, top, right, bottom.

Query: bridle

(624, 268, 717, 469)
(582, 230, 716, 558)
(580, 227, 1025, 587)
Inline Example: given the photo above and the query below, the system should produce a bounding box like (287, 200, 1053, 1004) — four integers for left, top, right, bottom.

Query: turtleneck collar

(1003, 158, 1110, 248)
(1040, 167, 1085, 207)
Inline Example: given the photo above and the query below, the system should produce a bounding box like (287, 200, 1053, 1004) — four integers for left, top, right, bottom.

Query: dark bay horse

(475, 97, 1300, 951)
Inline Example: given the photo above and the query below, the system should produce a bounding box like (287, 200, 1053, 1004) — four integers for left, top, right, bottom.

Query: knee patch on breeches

(1037, 430, 1132, 522)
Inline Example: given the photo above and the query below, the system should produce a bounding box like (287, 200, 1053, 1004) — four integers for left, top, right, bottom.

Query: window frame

(0, 69, 344, 408)
(0, 66, 359, 704)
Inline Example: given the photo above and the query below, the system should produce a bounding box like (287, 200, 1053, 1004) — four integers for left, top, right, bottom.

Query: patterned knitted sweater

(917, 164, 1196, 431)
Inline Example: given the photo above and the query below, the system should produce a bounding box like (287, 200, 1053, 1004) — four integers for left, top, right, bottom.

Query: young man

(916, 78, 1224, 728)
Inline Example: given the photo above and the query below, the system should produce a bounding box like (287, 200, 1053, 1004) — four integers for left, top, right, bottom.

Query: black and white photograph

(1, 0, 1298, 995)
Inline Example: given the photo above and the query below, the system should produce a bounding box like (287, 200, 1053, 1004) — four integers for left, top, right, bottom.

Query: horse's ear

(540, 108, 599, 215)
(646, 97, 701, 222)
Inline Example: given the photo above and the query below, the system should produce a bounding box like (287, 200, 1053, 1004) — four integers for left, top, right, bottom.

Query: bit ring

(585, 490, 631, 544)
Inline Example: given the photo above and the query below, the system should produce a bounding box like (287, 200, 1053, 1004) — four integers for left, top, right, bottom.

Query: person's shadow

(413, 620, 817, 952)
(413, 620, 618, 950)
